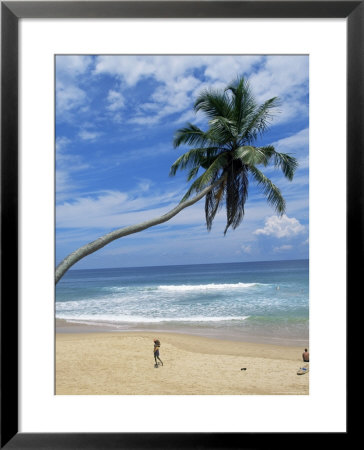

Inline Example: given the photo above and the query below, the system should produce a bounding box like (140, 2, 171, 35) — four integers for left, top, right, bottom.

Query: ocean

(55, 259, 309, 346)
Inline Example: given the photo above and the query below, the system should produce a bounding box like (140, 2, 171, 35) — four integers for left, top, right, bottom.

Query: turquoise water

(56, 259, 309, 345)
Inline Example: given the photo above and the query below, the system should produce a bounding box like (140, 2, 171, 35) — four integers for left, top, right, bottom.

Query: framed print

(1, 1, 359, 447)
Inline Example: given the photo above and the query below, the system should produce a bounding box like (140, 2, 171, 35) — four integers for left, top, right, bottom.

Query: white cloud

(129, 75, 202, 125)
(56, 188, 184, 229)
(203, 56, 263, 82)
(241, 244, 253, 254)
(56, 82, 87, 113)
(93, 55, 304, 126)
(254, 214, 305, 238)
(56, 136, 71, 154)
(249, 55, 308, 124)
(106, 89, 125, 111)
(56, 137, 74, 195)
(94, 55, 215, 87)
(251, 56, 307, 99)
(56, 55, 93, 76)
(55, 135, 90, 200)
(274, 128, 309, 153)
(56, 169, 73, 198)
(94, 55, 156, 86)
(137, 179, 153, 192)
(56, 56, 94, 120)
(57, 54, 308, 128)
(78, 130, 102, 141)
(273, 244, 293, 253)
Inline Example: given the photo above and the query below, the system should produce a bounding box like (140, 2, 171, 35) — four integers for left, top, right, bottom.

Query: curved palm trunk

(55, 181, 221, 284)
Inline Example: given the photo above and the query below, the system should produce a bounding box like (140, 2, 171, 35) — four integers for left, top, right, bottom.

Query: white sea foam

(104, 282, 264, 293)
(157, 282, 261, 292)
(56, 314, 250, 323)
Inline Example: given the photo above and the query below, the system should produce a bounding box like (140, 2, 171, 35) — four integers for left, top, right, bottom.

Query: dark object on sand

(297, 364, 309, 375)
(241, 368, 247, 371)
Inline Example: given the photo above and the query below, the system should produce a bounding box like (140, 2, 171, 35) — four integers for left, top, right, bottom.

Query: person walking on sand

(302, 348, 309, 362)
(153, 338, 163, 366)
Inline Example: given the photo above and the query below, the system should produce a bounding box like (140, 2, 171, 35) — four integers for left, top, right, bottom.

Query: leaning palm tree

(55, 76, 298, 284)
(170, 76, 297, 235)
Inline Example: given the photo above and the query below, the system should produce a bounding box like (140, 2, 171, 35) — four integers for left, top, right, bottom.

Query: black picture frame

(1, 1, 357, 448)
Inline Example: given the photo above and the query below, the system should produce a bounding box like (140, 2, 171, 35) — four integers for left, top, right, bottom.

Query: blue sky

(56, 55, 309, 269)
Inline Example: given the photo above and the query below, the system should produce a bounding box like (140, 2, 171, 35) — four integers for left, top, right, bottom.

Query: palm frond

(173, 123, 213, 148)
(180, 172, 208, 203)
(180, 152, 229, 202)
(257, 145, 276, 159)
(205, 175, 225, 231)
(271, 151, 299, 181)
(233, 145, 270, 167)
(242, 145, 298, 180)
(194, 89, 233, 121)
(241, 97, 280, 144)
(225, 77, 257, 134)
(186, 166, 200, 181)
(249, 166, 286, 215)
(224, 165, 249, 234)
(169, 147, 220, 176)
(208, 116, 238, 143)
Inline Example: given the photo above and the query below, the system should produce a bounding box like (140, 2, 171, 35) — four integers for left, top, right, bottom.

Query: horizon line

(62, 258, 309, 273)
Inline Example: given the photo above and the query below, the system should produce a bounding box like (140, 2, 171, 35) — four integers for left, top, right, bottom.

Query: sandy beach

(56, 320, 309, 395)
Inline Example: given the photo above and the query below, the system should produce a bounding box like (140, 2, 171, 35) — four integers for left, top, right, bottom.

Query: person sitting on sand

(302, 348, 309, 362)
(153, 339, 163, 366)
